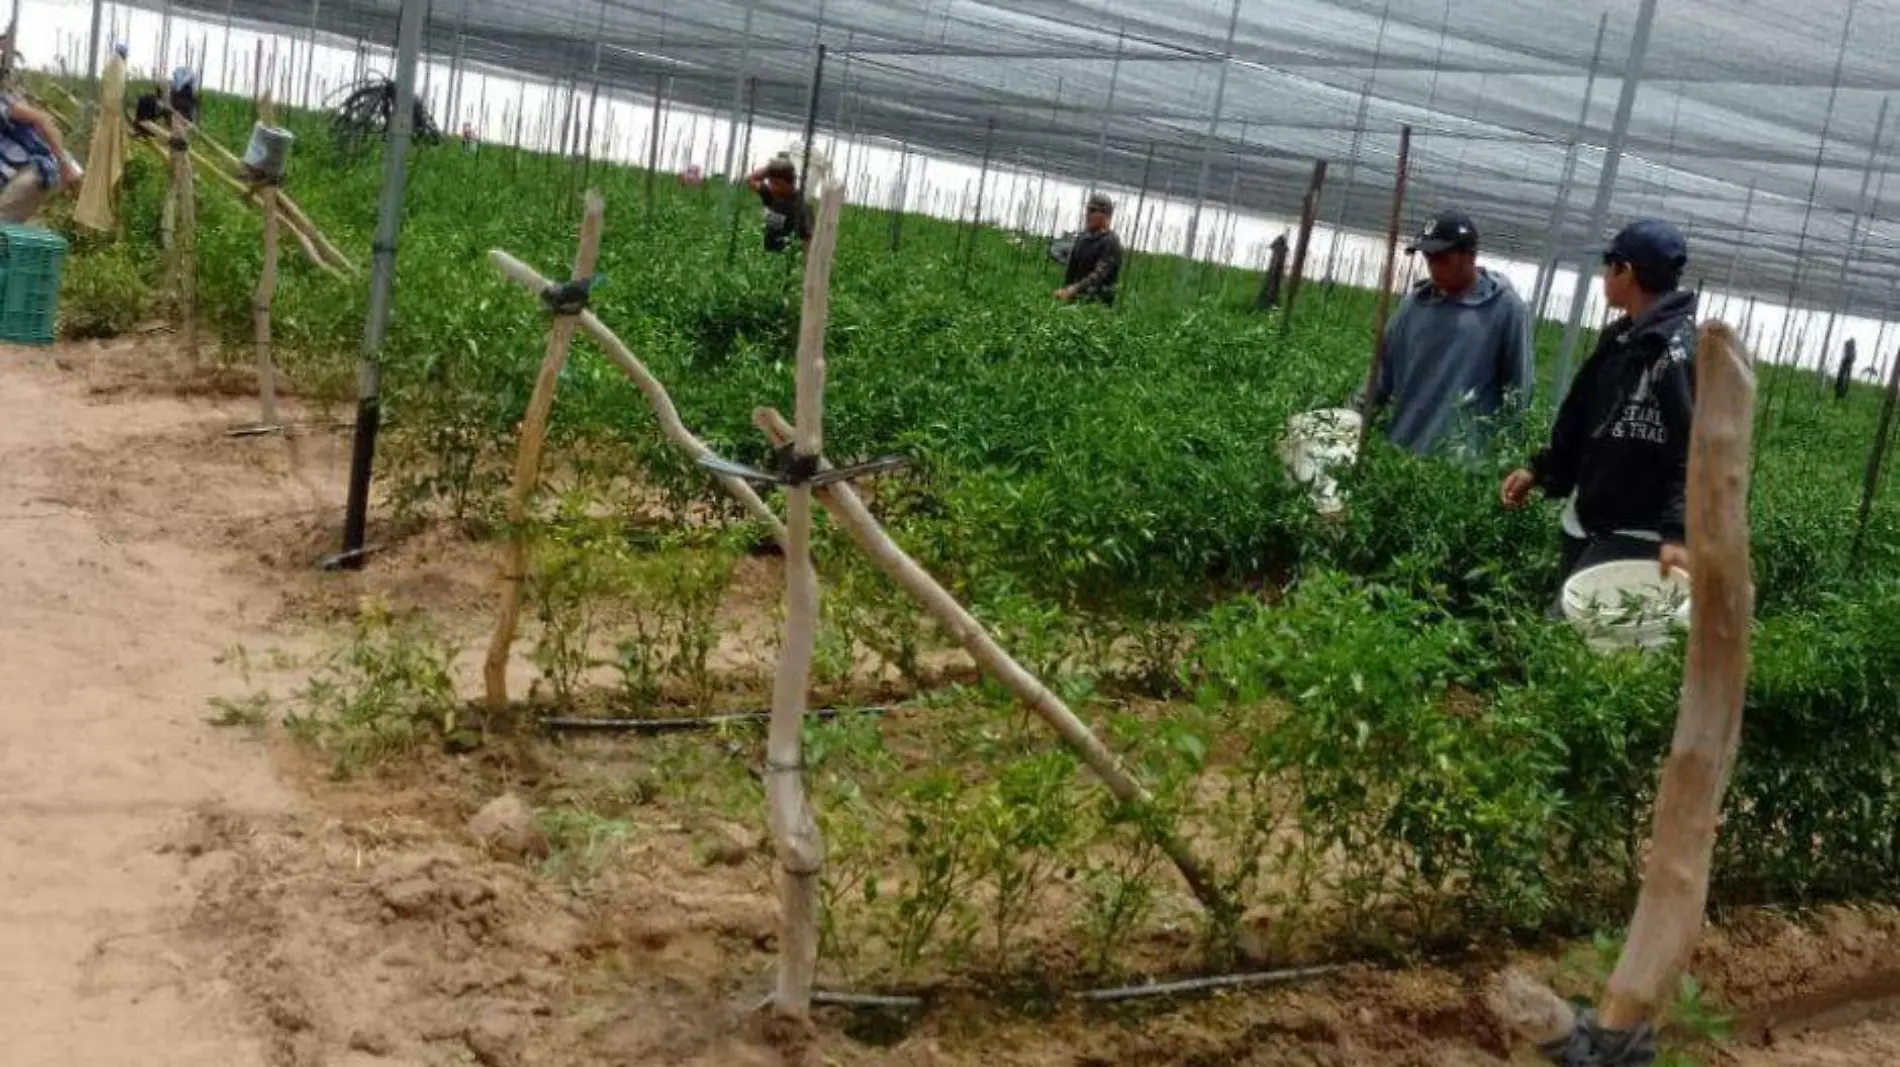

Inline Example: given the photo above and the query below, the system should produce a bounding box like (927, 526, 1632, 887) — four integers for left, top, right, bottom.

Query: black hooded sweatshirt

(1530, 289, 1697, 543)
(1063, 228, 1123, 305)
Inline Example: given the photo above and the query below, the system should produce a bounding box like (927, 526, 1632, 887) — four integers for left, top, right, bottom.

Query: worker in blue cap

(1502, 218, 1697, 602)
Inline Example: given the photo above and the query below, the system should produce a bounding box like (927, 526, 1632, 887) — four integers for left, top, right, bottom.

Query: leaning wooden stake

(252, 179, 281, 425)
(754, 404, 1231, 918)
(482, 192, 606, 710)
(1850, 342, 1900, 562)
(1282, 158, 1328, 330)
(170, 111, 199, 366)
(485, 250, 785, 545)
(766, 180, 846, 1022)
(1489, 322, 1757, 1062)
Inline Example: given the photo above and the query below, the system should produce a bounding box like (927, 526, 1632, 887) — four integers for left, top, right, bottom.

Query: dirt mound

(171, 797, 778, 1067)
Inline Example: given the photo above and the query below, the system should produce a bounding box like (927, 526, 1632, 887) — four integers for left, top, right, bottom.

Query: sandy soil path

(0, 345, 294, 1066)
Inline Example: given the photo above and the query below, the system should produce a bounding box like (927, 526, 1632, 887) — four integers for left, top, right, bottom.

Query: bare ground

(5, 336, 1900, 1066)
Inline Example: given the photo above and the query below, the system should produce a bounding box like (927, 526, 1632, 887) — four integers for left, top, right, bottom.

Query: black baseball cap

(1602, 218, 1688, 274)
(1086, 192, 1114, 215)
(1407, 210, 1479, 255)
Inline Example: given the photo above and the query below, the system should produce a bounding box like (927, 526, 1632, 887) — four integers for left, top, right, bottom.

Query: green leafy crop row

(87, 86, 1900, 977)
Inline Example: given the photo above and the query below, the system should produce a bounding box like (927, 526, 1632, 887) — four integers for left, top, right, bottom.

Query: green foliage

(59, 84, 1900, 984)
(60, 237, 152, 338)
(204, 692, 273, 728)
(283, 598, 461, 777)
(1557, 932, 1733, 1066)
(521, 494, 739, 710)
(1186, 575, 1565, 943)
(538, 805, 638, 887)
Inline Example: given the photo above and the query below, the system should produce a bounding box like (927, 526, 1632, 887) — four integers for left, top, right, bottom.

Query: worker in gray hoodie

(1366, 211, 1535, 460)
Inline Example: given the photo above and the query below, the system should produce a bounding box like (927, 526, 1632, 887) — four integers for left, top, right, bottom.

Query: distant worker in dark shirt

(168, 67, 199, 123)
(745, 156, 811, 253)
(1834, 338, 1857, 401)
(130, 84, 166, 136)
(1055, 192, 1123, 305)
(1255, 231, 1290, 310)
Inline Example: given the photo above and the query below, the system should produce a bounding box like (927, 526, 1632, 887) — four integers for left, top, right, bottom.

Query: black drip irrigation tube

(807, 964, 1342, 1015)
(1072, 964, 1342, 1003)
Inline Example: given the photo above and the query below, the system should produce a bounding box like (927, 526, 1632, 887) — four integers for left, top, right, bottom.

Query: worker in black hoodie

(1502, 218, 1697, 602)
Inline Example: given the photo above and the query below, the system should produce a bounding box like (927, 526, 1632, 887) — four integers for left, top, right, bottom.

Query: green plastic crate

(0, 223, 66, 346)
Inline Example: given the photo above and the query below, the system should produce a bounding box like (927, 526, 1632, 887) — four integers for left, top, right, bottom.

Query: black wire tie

(695, 451, 907, 488)
(540, 274, 600, 316)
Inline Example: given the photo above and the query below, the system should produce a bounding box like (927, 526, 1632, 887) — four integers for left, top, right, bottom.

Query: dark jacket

(757, 185, 812, 253)
(132, 90, 165, 131)
(1064, 228, 1122, 304)
(1531, 289, 1698, 543)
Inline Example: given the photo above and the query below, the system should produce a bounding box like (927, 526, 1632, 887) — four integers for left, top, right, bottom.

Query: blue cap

(1603, 218, 1688, 274)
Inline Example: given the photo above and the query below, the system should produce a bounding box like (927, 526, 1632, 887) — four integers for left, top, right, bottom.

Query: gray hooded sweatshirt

(1373, 267, 1535, 458)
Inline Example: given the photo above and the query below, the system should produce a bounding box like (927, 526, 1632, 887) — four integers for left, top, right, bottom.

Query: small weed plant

(284, 598, 461, 777)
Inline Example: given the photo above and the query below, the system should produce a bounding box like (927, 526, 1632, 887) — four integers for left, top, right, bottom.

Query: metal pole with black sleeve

(332, 0, 425, 570)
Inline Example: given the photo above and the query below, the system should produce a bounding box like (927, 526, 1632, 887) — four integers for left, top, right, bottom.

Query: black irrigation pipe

(806, 964, 1341, 1015)
(813, 990, 924, 1010)
(541, 703, 904, 735)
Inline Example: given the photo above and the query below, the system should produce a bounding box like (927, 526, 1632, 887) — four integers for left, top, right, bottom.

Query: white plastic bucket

(1561, 559, 1691, 654)
(1279, 408, 1361, 517)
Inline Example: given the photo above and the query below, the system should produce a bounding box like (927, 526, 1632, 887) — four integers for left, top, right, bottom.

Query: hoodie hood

(1623, 288, 1699, 347)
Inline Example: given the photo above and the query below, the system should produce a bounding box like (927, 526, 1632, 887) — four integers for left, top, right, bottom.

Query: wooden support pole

(645, 73, 663, 212)
(766, 180, 845, 1023)
(1851, 343, 1900, 562)
(1490, 323, 1756, 1058)
(1283, 158, 1328, 330)
(251, 69, 280, 427)
(752, 407, 1232, 919)
(174, 112, 358, 275)
(253, 181, 281, 425)
(486, 250, 786, 543)
(482, 192, 606, 710)
(1358, 126, 1411, 453)
(170, 110, 198, 366)
(159, 141, 176, 251)
(131, 119, 345, 279)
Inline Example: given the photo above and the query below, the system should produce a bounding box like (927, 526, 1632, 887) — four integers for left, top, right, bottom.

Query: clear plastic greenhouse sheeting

(126, 0, 1900, 313)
